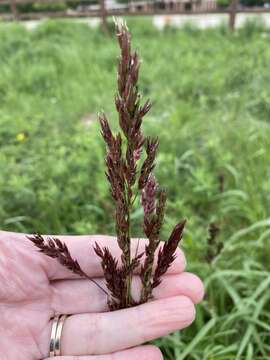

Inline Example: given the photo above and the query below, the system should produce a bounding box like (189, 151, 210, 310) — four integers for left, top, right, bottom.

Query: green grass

(0, 18, 270, 359)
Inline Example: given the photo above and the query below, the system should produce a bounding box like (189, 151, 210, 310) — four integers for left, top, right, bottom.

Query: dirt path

(22, 13, 270, 31)
(154, 13, 270, 28)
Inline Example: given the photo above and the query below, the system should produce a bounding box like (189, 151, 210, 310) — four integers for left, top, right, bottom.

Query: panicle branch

(152, 220, 186, 289)
(27, 234, 108, 295)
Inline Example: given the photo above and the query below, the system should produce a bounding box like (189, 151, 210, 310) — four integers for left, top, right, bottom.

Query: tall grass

(0, 19, 269, 359)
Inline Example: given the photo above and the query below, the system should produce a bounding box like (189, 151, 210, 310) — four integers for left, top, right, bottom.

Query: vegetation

(0, 1, 98, 15)
(0, 18, 270, 359)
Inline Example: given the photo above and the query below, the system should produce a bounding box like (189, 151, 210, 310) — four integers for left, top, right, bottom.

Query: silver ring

(49, 315, 68, 357)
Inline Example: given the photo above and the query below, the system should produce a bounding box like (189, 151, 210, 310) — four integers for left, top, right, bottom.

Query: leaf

(178, 318, 216, 360)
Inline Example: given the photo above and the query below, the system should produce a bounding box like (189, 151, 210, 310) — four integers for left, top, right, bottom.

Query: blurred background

(0, 1, 270, 359)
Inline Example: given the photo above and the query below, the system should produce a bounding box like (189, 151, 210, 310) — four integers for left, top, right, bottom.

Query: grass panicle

(98, 20, 186, 308)
(28, 21, 186, 310)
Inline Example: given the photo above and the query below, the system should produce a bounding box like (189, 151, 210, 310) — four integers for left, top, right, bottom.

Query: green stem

(131, 190, 139, 206)
(126, 185, 132, 306)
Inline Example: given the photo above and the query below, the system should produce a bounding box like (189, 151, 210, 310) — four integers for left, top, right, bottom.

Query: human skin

(0, 230, 204, 360)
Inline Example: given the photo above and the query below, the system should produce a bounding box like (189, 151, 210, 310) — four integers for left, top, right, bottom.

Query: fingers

(42, 235, 186, 280)
(154, 272, 204, 304)
(43, 345, 163, 360)
(49, 296, 195, 356)
(50, 272, 204, 314)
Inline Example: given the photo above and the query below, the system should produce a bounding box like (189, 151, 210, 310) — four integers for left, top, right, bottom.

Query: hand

(0, 231, 204, 360)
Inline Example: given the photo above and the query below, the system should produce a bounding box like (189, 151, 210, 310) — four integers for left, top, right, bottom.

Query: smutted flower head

(28, 20, 187, 311)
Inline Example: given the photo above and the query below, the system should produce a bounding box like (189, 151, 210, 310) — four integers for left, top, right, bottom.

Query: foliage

(0, 19, 270, 359)
(240, 0, 266, 7)
(216, 0, 230, 8)
(0, 1, 99, 15)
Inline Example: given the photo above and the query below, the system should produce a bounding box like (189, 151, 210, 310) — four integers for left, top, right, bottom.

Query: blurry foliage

(240, 0, 266, 6)
(0, 0, 269, 14)
(216, 0, 230, 8)
(0, 1, 99, 14)
(0, 19, 270, 359)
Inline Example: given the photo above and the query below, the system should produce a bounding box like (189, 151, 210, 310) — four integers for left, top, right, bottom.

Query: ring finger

(41, 296, 195, 357)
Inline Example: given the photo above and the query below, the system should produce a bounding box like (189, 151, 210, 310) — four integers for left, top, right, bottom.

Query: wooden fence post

(10, 0, 19, 20)
(100, 0, 108, 32)
(229, 0, 239, 31)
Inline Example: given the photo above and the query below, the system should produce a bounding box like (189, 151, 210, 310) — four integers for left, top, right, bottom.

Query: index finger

(38, 235, 186, 280)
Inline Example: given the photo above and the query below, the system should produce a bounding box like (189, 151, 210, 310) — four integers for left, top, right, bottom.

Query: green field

(0, 18, 270, 359)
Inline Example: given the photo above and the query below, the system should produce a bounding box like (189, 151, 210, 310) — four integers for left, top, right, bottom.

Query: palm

(0, 233, 51, 359)
(0, 231, 203, 360)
